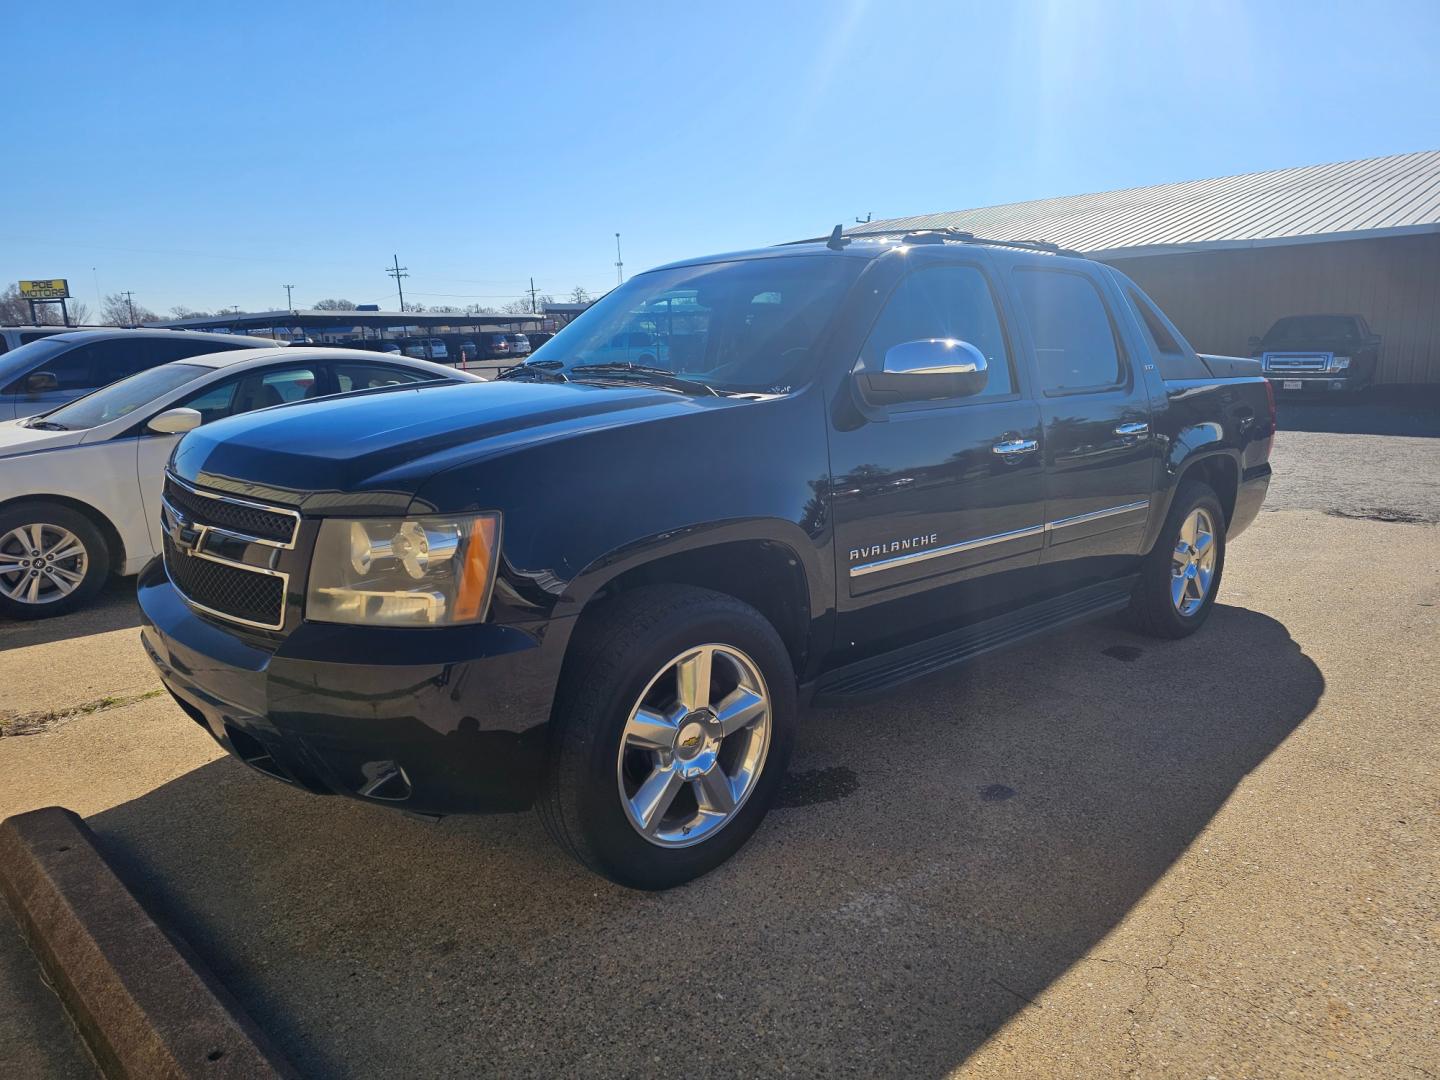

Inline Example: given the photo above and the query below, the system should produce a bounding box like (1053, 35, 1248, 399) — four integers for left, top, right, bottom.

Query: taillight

(1262, 378, 1277, 456)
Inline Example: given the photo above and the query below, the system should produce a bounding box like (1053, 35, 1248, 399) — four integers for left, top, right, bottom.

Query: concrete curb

(0, 807, 298, 1079)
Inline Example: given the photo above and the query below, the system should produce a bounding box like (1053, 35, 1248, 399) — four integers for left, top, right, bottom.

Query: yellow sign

(20, 279, 70, 300)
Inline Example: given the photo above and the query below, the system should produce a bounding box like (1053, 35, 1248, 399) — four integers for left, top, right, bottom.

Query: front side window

(857, 264, 1015, 399)
(529, 255, 862, 394)
(22, 343, 100, 390)
(1013, 269, 1125, 393)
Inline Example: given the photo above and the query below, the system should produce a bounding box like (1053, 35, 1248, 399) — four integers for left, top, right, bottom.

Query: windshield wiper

(496, 361, 568, 383)
(569, 363, 720, 396)
(25, 419, 68, 430)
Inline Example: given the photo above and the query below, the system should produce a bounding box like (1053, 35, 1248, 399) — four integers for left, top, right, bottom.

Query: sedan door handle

(1114, 422, 1149, 437)
(992, 438, 1039, 456)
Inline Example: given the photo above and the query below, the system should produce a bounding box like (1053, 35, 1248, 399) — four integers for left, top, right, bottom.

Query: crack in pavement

(0, 688, 165, 738)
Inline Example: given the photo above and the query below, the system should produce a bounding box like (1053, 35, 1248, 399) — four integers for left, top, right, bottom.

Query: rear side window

(332, 363, 434, 392)
(1124, 286, 1210, 380)
(859, 265, 1015, 400)
(1012, 270, 1125, 393)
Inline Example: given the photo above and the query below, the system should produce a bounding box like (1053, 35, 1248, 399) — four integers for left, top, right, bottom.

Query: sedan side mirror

(858, 339, 989, 405)
(147, 407, 203, 435)
(24, 371, 59, 394)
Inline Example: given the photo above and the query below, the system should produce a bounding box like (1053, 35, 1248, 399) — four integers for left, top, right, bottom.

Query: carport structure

(148, 309, 544, 346)
(850, 150, 1440, 385)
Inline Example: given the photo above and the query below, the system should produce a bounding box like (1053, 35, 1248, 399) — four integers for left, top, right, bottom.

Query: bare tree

(502, 294, 554, 315)
(568, 286, 592, 304)
(100, 292, 160, 327)
(312, 298, 357, 310)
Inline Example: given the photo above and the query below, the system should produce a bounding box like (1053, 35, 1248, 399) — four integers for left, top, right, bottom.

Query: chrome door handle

(992, 438, 1039, 456)
(1114, 422, 1149, 437)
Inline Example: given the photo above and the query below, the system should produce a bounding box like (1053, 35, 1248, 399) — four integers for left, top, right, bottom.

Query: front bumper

(137, 558, 572, 814)
(1264, 373, 1362, 393)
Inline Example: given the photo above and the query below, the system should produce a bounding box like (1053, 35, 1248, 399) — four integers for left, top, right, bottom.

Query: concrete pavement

(1, 406, 1436, 1078)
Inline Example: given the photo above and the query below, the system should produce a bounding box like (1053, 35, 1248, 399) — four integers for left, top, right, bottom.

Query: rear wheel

(1127, 482, 1225, 639)
(0, 502, 111, 620)
(538, 585, 796, 890)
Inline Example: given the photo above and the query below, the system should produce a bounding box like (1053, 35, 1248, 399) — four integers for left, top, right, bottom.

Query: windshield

(528, 255, 861, 394)
(1262, 315, 1359, 346)
(39, 362, 209, 430)
(0, 337, 75, 391)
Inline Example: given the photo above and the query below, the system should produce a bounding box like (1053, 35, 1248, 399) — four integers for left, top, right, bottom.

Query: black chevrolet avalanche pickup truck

(139, 230, 1274, 889)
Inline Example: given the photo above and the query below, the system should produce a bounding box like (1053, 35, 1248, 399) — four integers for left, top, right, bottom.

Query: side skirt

(811, 577, 1137, 702)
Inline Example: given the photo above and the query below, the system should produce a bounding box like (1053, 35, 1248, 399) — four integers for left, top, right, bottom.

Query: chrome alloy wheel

(1171, 507, 1217, 617)
(0, 524, 88, 605)
(616, 644, 772, 848)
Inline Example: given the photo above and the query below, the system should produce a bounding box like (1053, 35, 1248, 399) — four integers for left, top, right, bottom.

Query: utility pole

(282, 283, 295, 312)
(528, 277, 539, 314)
(385, 255, 409, 312)
(122, 290, 137, 327)
(614, 233, 624, 286)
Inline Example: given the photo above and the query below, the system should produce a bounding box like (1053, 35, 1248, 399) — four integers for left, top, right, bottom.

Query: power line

(385, 255, 409, 312)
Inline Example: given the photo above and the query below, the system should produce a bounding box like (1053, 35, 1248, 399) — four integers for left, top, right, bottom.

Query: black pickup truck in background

(1249, 313, 1382, 394)
(138, 230, 1275, 889)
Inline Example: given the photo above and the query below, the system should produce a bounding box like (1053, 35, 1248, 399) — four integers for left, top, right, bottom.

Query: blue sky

(6, 0, 1438, 316)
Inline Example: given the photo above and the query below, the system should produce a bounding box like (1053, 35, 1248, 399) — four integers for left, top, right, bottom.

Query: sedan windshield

(38, 362, 209, 430)
(527, 255, 861, 394)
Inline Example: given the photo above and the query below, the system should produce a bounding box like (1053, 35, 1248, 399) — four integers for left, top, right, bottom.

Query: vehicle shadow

(0, 576, 140, 652)
(1277, 386, 1440, 438)
(89, 604, 1322, 1078)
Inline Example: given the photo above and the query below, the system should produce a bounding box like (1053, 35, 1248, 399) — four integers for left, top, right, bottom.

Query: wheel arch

(559, 522, 824, 676)
(0, 492, 126, 574)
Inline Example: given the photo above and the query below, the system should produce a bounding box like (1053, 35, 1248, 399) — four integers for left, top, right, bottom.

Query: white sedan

(0, 347, 482, 620)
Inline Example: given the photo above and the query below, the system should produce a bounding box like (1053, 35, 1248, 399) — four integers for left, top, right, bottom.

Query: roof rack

(792, 226, 1086, 259)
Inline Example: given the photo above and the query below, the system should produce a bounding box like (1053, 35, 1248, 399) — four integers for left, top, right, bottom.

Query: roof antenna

(826, 224, 850, 251)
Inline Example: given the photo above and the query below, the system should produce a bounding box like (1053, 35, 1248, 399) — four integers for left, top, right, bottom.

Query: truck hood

(0, 418, 87, 458)
(171, 379, 742, 511)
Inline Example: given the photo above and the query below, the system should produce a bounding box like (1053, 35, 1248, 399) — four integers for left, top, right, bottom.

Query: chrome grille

(1262, 353, 1329, 372)
(163, 537, 286, 630)
(163, 475, 298, 545)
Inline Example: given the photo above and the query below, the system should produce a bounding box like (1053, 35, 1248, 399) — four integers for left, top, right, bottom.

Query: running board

(813, 577, 1136, 701)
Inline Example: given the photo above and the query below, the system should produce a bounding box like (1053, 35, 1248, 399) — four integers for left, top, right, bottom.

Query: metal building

(852, 151, 1440, 385)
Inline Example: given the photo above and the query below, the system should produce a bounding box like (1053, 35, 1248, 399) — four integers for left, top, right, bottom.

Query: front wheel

(0, 502, 111, 620)
(1127, 482, 1226, 639)
(538, 585, 796, 890)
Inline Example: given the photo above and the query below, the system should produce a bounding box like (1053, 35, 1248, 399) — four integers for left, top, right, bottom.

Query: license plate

(1283, 380, 1303, 390)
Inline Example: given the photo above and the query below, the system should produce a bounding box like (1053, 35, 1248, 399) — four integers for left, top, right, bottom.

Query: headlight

(1330, 356, 1351, 371)
(307, 513, 501, 626)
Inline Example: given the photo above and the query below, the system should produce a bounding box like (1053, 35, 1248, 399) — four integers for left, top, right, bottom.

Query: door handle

(1114, 422, 1149, 437)
(992, 438, 1039, 456)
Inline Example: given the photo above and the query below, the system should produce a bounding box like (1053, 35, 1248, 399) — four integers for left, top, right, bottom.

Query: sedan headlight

(1330, 356, 1351, 371)
(307, 513, 501, 626)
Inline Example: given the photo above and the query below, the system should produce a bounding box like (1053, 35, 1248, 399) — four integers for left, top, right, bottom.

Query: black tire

(0, 501, 111, 621)
(538, 585, 797, 890)
(1127, 482, 1226, 639)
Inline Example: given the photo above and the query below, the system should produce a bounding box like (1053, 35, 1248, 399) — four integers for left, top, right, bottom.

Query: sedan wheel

(0, 523, 89, 606)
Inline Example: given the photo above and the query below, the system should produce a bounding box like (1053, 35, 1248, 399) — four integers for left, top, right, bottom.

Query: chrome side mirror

(858, 339, 989, 404)
(147, 407, 203, 435)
